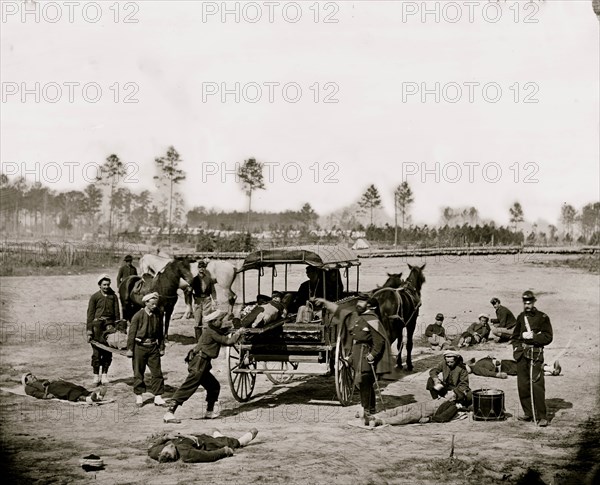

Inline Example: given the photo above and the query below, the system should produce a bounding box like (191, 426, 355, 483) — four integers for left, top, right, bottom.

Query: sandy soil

(0, 254, 598, 485)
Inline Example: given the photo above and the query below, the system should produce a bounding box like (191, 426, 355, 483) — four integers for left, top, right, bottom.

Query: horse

(372, 263, 426, 371)
(118, 258, 194, 339)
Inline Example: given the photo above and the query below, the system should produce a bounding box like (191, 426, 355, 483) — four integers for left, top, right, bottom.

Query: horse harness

(387, 285, 421, 326)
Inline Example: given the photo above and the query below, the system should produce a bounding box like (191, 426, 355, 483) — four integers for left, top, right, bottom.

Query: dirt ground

(1, 254, 598, 485)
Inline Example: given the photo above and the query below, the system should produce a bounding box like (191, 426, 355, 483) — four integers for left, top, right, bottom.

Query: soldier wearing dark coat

(163, 311, 245, 423)
(490, 297, 517, 342)
(126, 292, 167, 407)
(316, 297, 393, 421)
(426, 350, 472, 407)
(117, 254, 138, 287)
(22, 372, 106, 403)
(86, 274, 121, 385)
(511, 290, 553, 427)
(148, 429, 258, 463)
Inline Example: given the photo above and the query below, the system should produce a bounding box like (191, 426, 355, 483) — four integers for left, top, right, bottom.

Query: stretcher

(90, 340, 129, 357)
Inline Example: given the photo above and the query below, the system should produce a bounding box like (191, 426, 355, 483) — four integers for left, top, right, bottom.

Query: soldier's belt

(135, 338, 158, 347)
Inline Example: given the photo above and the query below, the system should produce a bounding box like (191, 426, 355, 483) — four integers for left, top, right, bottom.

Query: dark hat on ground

(522, 290, 536, 302)
(490, 297, 500, 304)
(124, 254, 133, 262)
(80, 454, 104, 471)
(435, 313, 444, 321)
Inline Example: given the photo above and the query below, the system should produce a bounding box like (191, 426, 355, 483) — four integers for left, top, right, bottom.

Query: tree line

(1, 152, 599, 247)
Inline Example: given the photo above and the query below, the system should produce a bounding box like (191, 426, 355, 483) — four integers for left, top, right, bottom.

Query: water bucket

(472, 389, 505, 421)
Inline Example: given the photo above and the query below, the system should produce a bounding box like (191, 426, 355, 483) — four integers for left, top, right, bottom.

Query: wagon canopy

(239, 245, 360, 272)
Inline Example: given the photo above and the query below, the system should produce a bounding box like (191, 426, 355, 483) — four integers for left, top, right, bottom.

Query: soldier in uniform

(163, 311, 245, 423)
(426, 349, 472, 407)
(126, 292, 167, 407)
(117, 254, 138, 287)
(490, 297, 517, 342)
(86, 274, 121, 385)
(316, 297, 393, 423)
(511, 290, 553, 427)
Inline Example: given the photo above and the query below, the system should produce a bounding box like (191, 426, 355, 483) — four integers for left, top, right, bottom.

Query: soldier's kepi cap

(435, 313, 444, 321)
(490, 297, 500, 305)
(522, 290, 536, 302)
(124, 254, 133, 262)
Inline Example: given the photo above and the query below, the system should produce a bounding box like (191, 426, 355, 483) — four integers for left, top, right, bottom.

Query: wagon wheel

(263, 361, 299, 384)
(335, 323, 355, 406)
(226, 344, 256, 402)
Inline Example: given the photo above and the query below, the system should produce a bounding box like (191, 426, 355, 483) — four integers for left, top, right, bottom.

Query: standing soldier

(126, 292, 168, 407)
(511, 290, 553, 427)
(86, 274, 120, 385)
(316, 297, 393, 423)
(117, 254, 138, 287)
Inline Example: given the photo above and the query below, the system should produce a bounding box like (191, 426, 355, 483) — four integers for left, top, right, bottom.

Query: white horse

(139, 254, 238, 318)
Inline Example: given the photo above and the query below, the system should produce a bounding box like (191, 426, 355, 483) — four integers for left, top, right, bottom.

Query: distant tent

(352, 238, 370, 250)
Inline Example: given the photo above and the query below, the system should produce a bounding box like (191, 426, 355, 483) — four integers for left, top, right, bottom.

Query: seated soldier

(289, 266, 323, 314)
(457, 314, 491, 347)
(22, 372, 107, 404)
(465, 356, 562, 378)
(425, 313, 450, 351)
(148, 428, 259, 463)
(426, 350, 472, 407)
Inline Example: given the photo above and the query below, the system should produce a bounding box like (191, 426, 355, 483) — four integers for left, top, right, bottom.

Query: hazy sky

(1, 0, 598, 226)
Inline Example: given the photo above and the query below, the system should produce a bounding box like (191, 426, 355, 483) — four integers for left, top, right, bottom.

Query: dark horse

(118, 259, 194, 339)
(372, 263, 426, 371)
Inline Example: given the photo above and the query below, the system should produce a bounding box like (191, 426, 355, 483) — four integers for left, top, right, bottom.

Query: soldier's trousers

(516, 356, 547, 420)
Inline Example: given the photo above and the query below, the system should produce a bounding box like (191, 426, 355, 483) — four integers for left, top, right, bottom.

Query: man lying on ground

(365, 398, 463, 427)
(148, 428, 259, 463)
(22, 372, 107, 404)
(465, 356, 561, 378)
